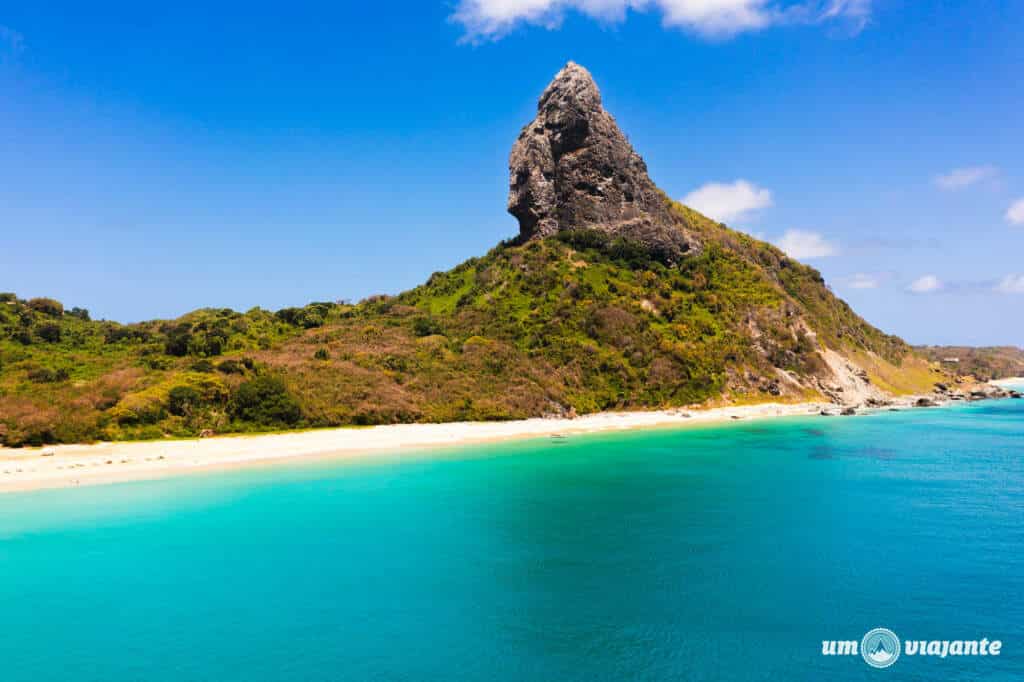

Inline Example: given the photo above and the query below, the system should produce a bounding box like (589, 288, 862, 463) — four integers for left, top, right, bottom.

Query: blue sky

(1, 1, 1021, 345)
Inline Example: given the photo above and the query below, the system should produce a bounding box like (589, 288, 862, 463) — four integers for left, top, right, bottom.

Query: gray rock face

(508, 62, 699, 263)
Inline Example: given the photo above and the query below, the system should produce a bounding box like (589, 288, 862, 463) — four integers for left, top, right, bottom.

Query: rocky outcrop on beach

(968, 384, 1015, 400)
(508, 62, 700, 263)
(894, 381, 1021, 410)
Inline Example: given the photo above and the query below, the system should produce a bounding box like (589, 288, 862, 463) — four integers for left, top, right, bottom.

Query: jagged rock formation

(508, 62, 700, 264)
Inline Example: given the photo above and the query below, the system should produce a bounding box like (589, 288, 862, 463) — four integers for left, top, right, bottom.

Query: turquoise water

(2, 399, 1022, 680)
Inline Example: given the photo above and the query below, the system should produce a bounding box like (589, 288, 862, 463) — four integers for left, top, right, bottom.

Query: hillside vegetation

(0, 201, 937, 447)
(917, 346, 1024, 381)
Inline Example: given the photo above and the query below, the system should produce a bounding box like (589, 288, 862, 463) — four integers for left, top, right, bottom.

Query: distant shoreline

(0, 395, 958, 494)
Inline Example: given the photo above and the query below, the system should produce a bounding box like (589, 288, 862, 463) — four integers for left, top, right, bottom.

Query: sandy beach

(0, 400, 862, 493)
(4, 381, 1017, 494)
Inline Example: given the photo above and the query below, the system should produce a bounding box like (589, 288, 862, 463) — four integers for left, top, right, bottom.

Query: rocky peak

(507, 62, 699, 263)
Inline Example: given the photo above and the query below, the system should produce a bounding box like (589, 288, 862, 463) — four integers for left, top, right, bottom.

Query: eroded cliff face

(508, 62, 700, 264)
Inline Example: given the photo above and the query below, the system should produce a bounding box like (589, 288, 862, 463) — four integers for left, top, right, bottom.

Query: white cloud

(451, 0, 872, 42)
(934, 165, 998, 190)
(820, 0, 870, 25)
(995, 274, 1024, 295)
(1006, 198, 1024, 226)
(908, 275, 942, 294)
(682, 179, 772, 223)
(775, 229, 837, 259)
(658, 0, 774, 34)
(848, 273, 878, 289)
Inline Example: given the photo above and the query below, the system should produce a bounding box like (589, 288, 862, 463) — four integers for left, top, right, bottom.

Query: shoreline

(989, 377, 1024, 387)
(0, 399, 871, 494)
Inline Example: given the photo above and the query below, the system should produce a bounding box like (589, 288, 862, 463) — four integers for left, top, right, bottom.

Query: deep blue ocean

(2, 397, 1022, 681)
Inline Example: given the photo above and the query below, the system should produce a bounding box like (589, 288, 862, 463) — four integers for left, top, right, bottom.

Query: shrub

(68, 307, 91, 321)
(314, 347, 330, 360)
(142, 356, 172, 370)
(230, 376, 302, 426)
(109, 393, 166, 425)
(607, 238, 655, 269)
(305, 302, 334, 318)
(276, 306, 326, 329)
(190, 359, 215, 373)
(37, 323, 62, 343)
(164, 325, 192, 356)
(381, 355, 407, 372)
(27, 366, 69, 383)
(27, 297, 64, 317)
(555, 228, 656, 268)
(105, 325, 151, 344)
(188, 331, 226, 357)
(168, 386, 202, 417)
(556, 228, 610, 251)
(413, 316, 443, 337)
(184, 372, 230, 400)
(216, 359, 245, 374)
(275, 307, 302, 326)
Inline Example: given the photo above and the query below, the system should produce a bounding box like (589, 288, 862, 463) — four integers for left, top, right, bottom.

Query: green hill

(0, 62, 942, 447)
(0, 200, 937, 447)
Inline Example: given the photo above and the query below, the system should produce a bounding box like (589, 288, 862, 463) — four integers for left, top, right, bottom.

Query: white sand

(5, 371, 1014, 494)
(990, 377, 1024, 387)
(2, 400, 868, 493)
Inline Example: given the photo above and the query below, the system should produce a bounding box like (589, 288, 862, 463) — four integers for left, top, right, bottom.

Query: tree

(168, 386, 202, 417)
(413, 316, 443, 337)
(164, 325, 192, 356)
(229, 376, 302, 426)
(37, 323, 62, 343)
(27, 298, 64, 316)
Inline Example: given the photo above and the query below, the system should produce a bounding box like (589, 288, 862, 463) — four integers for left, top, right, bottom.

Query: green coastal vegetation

(916, 345, 1024, 382)
(0, 63, 946, 448)
(0, 201, 937, 447)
